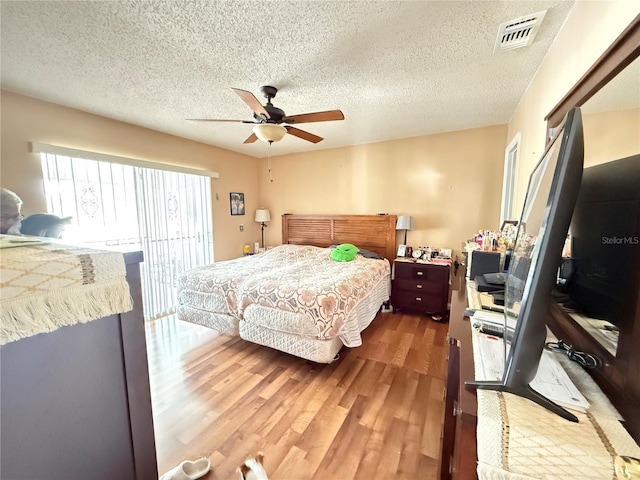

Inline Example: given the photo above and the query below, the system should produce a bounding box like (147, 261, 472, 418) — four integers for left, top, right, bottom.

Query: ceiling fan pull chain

(268, 142, 274, 183)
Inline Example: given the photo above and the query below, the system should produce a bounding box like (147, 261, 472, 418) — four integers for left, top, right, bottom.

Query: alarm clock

(412, 248, 423, 260)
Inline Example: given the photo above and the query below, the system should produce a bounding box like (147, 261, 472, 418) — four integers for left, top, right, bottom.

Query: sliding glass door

(40, 152, 213, 320)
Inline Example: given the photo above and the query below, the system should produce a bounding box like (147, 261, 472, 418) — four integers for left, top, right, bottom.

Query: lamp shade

(253, 124, 287, 143)
(396, 215, 414, 231)
(255, 209, 271, 223)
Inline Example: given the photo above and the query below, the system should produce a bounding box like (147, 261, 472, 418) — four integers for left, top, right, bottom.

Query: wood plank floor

(146, 312, 449, 479)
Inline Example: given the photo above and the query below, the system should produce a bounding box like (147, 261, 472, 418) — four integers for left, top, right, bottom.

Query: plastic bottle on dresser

(482, 232, 491, 251)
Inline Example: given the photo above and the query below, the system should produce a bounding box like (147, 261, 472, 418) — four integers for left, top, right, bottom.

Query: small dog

(238, 452, 269, 480)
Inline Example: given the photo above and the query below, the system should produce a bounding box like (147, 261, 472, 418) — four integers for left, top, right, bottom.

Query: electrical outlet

(239, 224, 244, 232)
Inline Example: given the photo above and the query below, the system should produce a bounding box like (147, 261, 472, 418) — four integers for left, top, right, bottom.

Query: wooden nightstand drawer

(395, 263, 448, 281)
(395, 278, 443, 295)
(394, 291, 442, 312)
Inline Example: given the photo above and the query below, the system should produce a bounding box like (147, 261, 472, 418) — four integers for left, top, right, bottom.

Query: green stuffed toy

(331, 243, 359, 262)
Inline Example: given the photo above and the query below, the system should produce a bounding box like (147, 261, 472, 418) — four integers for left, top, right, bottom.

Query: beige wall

(583, 108, 640, 167)
(507, 1, 640, 211)
(260, 125, 508, 265)
(0, 90, 260, 261)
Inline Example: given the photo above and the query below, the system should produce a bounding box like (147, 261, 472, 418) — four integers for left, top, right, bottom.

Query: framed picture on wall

(230, 192, 245, 215)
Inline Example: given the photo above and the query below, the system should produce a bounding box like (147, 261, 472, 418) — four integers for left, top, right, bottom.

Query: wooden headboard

(282, 214, 397, 264)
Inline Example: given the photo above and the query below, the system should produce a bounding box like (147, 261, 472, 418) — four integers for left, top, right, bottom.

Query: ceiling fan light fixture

(253, 123, 287, 143)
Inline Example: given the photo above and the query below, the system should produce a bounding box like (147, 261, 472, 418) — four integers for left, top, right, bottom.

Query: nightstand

(391, 258, 450, 316)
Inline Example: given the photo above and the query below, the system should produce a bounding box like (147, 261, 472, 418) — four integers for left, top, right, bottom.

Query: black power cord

(545, 339, 602, 369)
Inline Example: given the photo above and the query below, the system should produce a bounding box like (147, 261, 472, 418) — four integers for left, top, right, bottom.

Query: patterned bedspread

(178, 244, 390, 341)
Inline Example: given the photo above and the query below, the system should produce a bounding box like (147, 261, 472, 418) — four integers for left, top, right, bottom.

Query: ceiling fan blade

(282, 110, 344, 124)
(285, 126, 323, 144)
(186, 118, 255, 123)
(232, 88, 270, 119)
(243, 132, 258, 144)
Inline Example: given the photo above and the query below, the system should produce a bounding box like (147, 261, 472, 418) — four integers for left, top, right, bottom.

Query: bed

(177, 214, 397, 363)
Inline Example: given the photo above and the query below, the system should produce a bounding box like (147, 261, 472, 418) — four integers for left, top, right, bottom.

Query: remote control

(479, 323, 505, 338)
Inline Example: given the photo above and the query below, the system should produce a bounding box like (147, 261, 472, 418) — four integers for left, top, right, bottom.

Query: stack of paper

(473, 328, 590, 413)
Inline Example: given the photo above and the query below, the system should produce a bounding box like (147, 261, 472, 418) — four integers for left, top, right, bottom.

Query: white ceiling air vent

(494, 10, 547, 53)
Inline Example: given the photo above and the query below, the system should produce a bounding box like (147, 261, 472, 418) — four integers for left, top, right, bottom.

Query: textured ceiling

(1, 1, 576, 158)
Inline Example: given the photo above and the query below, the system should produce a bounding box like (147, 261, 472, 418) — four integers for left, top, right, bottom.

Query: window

(36, 144, 215, 320)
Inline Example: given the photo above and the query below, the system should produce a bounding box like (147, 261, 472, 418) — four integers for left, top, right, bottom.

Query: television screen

(467, 107, 584, 422)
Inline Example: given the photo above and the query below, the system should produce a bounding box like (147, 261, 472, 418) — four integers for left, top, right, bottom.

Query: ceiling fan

(187, 86, 344, 144)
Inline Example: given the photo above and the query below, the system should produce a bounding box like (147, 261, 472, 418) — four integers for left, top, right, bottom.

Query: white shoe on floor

(159, 458, 211, 480)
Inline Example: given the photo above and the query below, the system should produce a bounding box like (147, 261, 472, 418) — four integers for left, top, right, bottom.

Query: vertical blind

(39, 150, 214, 320)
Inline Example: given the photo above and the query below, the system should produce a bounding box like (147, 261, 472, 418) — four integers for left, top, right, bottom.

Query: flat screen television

(467, 107, 584, 422)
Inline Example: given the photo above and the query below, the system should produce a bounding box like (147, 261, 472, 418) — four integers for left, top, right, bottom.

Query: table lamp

(396, 215, 414, 246)
(255, 209, 271, 248)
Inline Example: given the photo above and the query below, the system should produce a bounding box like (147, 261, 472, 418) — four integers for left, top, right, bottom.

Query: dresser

(438, 281, 640, 480)
(0, 246, 157, 480)
(391, 258, 450, 316)
(439, 285, 478, 480)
